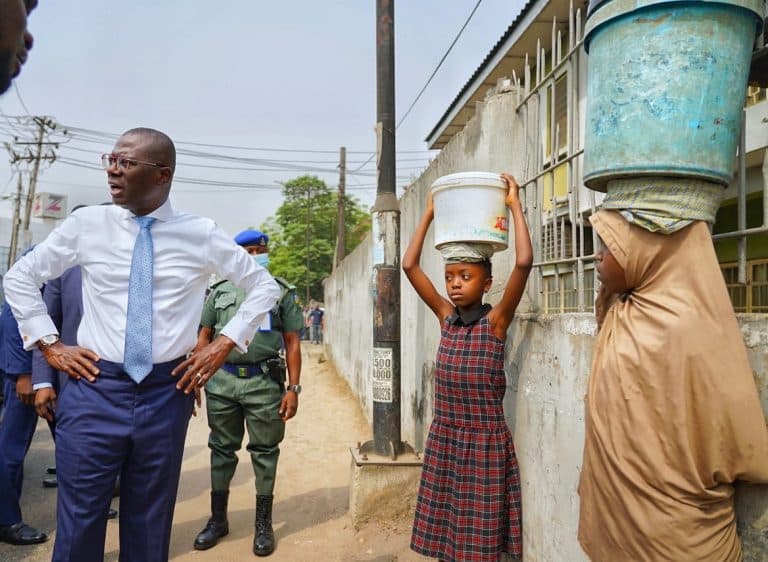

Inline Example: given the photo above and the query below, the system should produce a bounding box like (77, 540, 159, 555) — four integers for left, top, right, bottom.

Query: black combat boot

(193, 490, 229, 550)
(253, 494, 275, 556)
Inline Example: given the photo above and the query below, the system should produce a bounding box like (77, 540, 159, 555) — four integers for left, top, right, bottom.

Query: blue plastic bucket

(583, 0, 763, 191)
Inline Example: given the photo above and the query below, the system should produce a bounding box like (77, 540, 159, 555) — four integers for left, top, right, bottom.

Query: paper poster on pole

(372, 218, 384, 265)
(372, 347, 393, 403)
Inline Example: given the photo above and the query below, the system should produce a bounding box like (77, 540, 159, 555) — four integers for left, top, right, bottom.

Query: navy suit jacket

(0, 302, 32, 380)
(31, 266, 83, 391)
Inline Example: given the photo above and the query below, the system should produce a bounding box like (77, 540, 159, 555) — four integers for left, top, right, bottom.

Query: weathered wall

(325, 86, 537, 447)
(324, 236, 375, 424)
(323, 87, 768, 560)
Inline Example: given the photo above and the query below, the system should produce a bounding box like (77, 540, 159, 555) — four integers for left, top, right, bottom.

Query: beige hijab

(578, 210, 768, 562)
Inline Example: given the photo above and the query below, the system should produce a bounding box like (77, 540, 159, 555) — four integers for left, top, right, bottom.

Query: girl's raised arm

(402, 193, 454, 322)
(489, 174, 533, 339)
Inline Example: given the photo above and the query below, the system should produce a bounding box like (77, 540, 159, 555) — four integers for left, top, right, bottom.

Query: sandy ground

(0, 345, 429, 562)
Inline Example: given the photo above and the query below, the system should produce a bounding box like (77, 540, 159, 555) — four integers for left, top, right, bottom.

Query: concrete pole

(371, 0, 402, 457)
(8, 173, 22, 268)
(305, 184, 311, 303)
(22, 117, 46, 232)
(335, 146, 347, 268)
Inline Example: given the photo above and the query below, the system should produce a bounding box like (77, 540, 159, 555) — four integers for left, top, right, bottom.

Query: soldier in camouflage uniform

(193, 229, 303, 557)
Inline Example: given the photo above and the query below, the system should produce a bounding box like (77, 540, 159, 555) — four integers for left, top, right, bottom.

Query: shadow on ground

(167, 485, 349, 559)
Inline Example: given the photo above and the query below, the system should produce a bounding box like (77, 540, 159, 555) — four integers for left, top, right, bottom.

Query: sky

(0, 0, 527, 238)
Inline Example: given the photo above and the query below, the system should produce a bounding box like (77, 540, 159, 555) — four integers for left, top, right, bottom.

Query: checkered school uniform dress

(411, 306, 523, 561)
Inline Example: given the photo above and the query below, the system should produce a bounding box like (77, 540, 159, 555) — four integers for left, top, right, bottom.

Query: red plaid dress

(411, 309, 522, 561)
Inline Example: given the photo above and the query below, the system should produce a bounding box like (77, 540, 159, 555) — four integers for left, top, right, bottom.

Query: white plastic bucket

(431, 172, 509, 251)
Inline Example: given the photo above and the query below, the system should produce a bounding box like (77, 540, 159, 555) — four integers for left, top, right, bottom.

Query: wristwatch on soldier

(286, 384, 302, 395)
(37, 333, 60, 351)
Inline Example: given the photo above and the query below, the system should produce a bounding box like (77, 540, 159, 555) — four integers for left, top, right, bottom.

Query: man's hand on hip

(172, 335, 236, 394)
(35, 387, 57, 421)
(41, 342, 100, 382)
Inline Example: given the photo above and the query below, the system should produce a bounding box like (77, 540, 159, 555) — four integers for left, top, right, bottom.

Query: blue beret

(235, 229, 269, 247)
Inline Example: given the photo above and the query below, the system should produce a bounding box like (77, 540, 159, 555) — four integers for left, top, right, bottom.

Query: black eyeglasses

(101, 154, 167, 171)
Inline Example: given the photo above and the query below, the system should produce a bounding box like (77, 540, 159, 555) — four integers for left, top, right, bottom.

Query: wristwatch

(286, 384, 302, 395)
(38, 334, 60, 350)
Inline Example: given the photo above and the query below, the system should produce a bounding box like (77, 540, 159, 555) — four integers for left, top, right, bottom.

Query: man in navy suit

(32, 210, 119, 518)
(32, 205, 90, 429)
(4, 128, 280, 562)
(0, 300, 48, 545)
(32, 266, 81, 425)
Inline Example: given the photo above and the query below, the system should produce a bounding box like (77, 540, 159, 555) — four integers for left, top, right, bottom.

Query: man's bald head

(122, 127, 176, 173)
(108, 128, 176, 216)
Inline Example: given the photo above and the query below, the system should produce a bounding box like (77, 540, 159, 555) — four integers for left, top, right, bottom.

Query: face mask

(253, 253, 270, 269)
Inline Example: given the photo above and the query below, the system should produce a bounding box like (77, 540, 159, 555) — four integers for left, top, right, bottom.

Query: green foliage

(261, 175, 371, 303)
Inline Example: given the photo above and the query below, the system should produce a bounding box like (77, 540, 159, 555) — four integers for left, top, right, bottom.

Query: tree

(261, 175, 371, 303)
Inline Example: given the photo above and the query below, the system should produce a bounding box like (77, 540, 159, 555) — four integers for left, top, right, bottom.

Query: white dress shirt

(3, 199, 281, 364)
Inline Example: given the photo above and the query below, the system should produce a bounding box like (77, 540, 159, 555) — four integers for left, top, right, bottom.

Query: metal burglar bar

(510, 1, 596, 313)
(506, 2, 761, 314)
(712, 104, 768, 311)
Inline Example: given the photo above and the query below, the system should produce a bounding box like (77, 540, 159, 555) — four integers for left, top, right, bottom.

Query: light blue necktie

(123, 216, 156, 384)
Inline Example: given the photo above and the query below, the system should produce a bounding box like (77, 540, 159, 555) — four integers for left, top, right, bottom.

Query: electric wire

(351, 0, 482, 173)
(13, 83, 31, 116)
(54, 158, 380, 192)
(1, 117, 418, 200)
(57, 124, 436, 155)
(396, 0, 484, 130)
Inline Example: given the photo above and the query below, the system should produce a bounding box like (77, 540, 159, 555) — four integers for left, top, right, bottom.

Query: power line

(58, 123, 437, 155)
(57, 140, 422, 178)
(57, 142, 430, 167)
(351, 0, 482, 173)
(13, 83, 31, 116)
(54, 158, 384, 192)
(6, 120, 436, 178)
(34, 177, 379, 195)
(1, 117, 419, 199)
(396, 0, 483, 130)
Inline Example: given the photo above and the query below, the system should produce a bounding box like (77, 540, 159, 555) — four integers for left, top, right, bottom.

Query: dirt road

(0, 345, 428, 562)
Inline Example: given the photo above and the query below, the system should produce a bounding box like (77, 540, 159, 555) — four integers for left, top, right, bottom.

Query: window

(541, 221, 594, 262)
(512, 8, 594, 313)
(721, 260, 768, 313)
(542, 265, 595, 313)
(543, 74, 568, 164)
(746, 85, 767, 108)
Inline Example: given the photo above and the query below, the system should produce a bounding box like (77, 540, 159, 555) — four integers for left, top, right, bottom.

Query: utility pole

(334, 146, 347, 268)
(5, 116, 58, 256)
(305, 184, 312, 304)
(7, 173, 22, 268)
(350, 0, 419, 502)
(368, 0, 406, 459)
(22, 117, 55, 231)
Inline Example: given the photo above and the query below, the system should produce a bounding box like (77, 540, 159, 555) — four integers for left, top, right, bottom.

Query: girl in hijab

(578, 210, 768, 561)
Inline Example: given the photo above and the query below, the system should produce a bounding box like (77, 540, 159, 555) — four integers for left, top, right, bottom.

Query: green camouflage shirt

(201, 277, 303, 364)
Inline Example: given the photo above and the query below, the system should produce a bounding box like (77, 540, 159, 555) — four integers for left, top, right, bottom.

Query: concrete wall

(323, 87, 768, 559)
(324, 234, 375, 424)
(325, 87, 538, 446)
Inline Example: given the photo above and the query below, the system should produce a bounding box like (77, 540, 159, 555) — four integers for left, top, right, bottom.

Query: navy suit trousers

(52, 358, 194, 562)
(0, 376, 38, 526)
